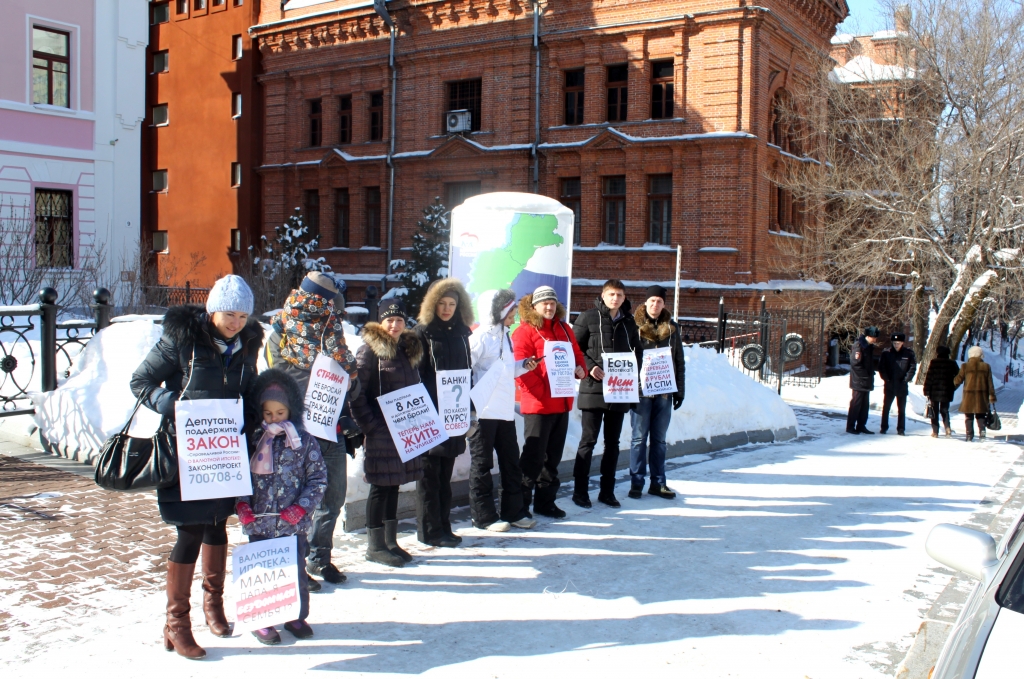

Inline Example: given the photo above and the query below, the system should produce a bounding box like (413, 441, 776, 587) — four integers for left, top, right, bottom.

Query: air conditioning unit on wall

(446, 109, 471, 134)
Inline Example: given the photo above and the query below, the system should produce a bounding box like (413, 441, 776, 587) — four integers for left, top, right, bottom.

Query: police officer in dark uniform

(847, 326, 880, 434)
(878, 332, 917, 435)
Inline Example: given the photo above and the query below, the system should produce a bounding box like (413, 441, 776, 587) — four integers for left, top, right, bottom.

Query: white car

(926, 510, 1024, 677)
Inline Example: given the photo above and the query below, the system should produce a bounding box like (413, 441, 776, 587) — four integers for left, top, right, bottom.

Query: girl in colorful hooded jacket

(236, 368, 327, 646)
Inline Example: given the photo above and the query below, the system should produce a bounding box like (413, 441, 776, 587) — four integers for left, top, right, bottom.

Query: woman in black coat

(349, 300, 425, 567)
(129, 275, 263, 659)
(414, 278, 474, 547)
(923, 345, 960, 438)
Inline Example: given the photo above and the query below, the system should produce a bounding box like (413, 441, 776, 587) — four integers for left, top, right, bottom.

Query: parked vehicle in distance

(926, 508, 1024, 677)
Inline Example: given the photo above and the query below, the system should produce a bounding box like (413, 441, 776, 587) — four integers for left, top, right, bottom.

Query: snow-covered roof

(831, 33, 855, 45)
(830, 55, 914, 84)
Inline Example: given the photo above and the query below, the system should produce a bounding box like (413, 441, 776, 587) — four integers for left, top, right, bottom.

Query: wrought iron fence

(0, 287, 112, 417)
(145, 281, 210, 307)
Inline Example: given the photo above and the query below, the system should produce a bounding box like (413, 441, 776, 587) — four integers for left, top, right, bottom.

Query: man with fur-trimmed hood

(414, 278, 474, 547)
(467, 289, 540, 532)
(628, 285, 685, 500)
(511, 285, 587, 519)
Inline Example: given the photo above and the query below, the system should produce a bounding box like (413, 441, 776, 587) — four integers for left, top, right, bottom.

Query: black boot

(383, 520, 414, 563)
(628, 484, 643, 499)
(648, 483, 676, 500)
(366, 527, 405, 567)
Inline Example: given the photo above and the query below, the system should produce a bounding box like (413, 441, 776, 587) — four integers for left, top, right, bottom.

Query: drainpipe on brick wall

(532, 0, 541, 193)
(386, 25, 397, 291)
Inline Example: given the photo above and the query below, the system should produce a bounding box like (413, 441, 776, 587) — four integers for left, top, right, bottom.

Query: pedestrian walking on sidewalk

(571, 280, 640, 508)
(954, 346, 997, 441)
(878, 332, 916, 435)
(923, 345, 959, 437)
(629, 286, 685, 500)
(264, 272, 359, 590)
(467, 289, 539, 532)
(130, 275, 264, 659)
(512, 286, 587, 519)
(414, 278, 474, 547)
(236, 369, 327, 645)
(349, 300, 425, 567)
(846, 326, 880, 435)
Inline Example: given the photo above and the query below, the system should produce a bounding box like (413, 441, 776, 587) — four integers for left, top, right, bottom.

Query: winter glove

(673, 395, 684, 411)
(279, 504, 306, 525)
(236, 502, 256, 526)
(154, 390, 178, 418)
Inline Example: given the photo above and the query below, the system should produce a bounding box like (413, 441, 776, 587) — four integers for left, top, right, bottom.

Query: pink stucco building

(0, 0, 147, 302)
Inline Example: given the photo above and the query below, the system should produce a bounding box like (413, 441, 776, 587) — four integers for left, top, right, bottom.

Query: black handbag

(986, 405, 1002, 432)
(94, 397, 178, 492)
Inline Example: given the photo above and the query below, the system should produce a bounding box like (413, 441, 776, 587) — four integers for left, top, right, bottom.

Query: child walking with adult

(349, 301, 426, 567)
(954, 346, 997, 441)
(414, 278, 474, 547)
(467, 289, 539, 532)
(236, 368, 327, 645)
(923, 345, 959, 438)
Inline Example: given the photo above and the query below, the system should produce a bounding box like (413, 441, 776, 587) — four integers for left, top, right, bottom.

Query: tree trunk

(912, 283, 929, 363)
(947, 270, 998, 359)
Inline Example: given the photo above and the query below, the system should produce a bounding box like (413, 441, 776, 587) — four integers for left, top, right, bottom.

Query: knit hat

(489, 289, 518, 325)
(864, 326, 880, 338)
(300, 271, 338, 301)
(259, 382, 289, 407)
(891, 332, 906, 342)
(968, 346, 984, 359)
(531, 285, 558, 306)
(645, 285, 667, 301)
(937, 346, 951, 358)
(379, 299, 407, 321)
(206, 275, 254, 315)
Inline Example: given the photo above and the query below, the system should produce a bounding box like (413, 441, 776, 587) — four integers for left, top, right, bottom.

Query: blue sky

(837, 0, 890, 34)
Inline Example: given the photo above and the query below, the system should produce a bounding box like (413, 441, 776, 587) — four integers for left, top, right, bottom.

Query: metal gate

(717, 308, 825, 391)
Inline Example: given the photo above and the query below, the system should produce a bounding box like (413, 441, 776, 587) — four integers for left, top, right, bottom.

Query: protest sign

(544, 340, 576, 398)
(602, 351, 639, 403)
(640, 347, 678, 396)
(377, 383, 449, 462)
(302, 353, 350, 442)
(232, 535, 301, 634)
(436, 369, 471, 436)
(174, 398, 252, 501)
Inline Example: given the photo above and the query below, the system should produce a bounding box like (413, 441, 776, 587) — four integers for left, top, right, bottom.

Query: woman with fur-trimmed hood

(349, 300, 425, 567)
(413, 278, 474, 547)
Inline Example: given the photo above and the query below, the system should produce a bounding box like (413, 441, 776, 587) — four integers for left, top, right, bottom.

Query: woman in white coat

(468, 289, 540, 531)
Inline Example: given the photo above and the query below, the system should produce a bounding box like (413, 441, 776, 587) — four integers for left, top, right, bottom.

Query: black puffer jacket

(634, 306, 685, 400)
(573, 298, 640, 412)
(923, 357, 959, 403)
(130, 305, 264, 526)
(350, 323, 426, 486)
(415, 279, 474, 458)
(848, 336, 877, 393)
(878, 346, 917, 395)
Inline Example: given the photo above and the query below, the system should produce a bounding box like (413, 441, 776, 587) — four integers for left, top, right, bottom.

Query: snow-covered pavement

(5, 407, 1023, 678)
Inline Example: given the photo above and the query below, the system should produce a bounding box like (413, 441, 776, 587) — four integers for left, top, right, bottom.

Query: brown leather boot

(201, 544, 232, 637)
(164, 561, 206, 659)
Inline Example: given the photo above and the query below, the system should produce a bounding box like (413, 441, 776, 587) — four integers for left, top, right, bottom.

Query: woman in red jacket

(512, 286, 586, 518)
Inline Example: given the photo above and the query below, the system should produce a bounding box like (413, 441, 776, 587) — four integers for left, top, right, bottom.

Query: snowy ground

(5, 405, 1022, 678)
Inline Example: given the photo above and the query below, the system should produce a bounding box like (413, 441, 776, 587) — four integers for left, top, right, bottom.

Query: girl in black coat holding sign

(414, 278, 474, 547)
(130, 275, 263, 660)
(350, 301, 425, 567)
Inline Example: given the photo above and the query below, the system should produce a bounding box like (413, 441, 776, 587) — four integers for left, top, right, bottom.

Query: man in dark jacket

(846, 326, 880, 434)
(265, 272, 358, 589)
(923, 345, 959, 437)
(878, 332, 917, 435)
(629, 285, 685, 500)
(572, 279, 640, 508)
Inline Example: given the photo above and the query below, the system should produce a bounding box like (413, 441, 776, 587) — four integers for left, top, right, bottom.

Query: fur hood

(162, 304, 264, 349)
(517, 294, 568, 329)
(417, 278, 474, 327)
(249, 368, 306, 431)
(635, 306, 674, 343)
(362, 323, 423, 366)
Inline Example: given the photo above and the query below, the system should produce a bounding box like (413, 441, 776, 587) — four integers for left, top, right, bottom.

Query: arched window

(769, 89, 798, 154)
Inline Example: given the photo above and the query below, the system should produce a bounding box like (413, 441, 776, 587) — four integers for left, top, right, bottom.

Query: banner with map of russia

(449, 192, 575, 322)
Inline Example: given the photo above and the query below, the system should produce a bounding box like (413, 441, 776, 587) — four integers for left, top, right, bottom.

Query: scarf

(212, 335, 242, 366)
(272, 290, 357, 376)
(250, 421, 302, 475)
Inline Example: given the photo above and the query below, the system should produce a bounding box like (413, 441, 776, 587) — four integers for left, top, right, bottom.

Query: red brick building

(143, 0, 263, 288)
(251, 0, 846, 313)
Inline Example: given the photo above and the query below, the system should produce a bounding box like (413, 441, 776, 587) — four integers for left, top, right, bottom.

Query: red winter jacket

(512, 295, 586, 415)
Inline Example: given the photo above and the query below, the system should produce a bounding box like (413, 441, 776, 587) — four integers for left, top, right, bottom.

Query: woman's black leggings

(365, 484, 400, 529)
(169, 521, 228, 564)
